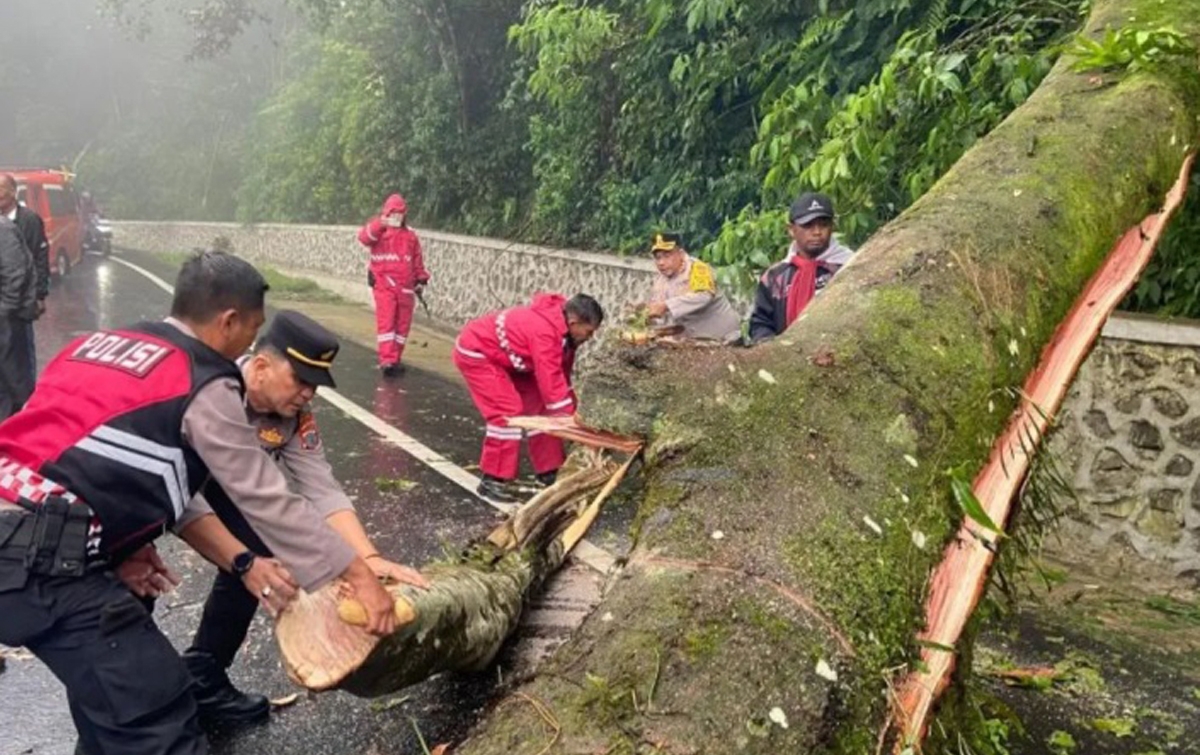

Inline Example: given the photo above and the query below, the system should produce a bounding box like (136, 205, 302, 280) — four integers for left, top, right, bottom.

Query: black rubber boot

(534, 469, 559, 487)
(183, 650, 270, 727)
(476, 475, 521, 503)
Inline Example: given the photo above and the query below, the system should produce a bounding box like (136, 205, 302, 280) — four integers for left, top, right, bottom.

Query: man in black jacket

(747, 192, 854, 343)
(0, 215, 35, 419)
(0, 174, 49, 384)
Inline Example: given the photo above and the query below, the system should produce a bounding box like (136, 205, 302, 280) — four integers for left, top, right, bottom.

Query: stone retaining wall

(113, 221, 657, 330)
(1051, 313, 1200, 574)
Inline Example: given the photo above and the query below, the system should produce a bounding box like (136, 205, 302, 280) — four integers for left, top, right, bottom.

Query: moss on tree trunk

(457, 2, 1200, 752)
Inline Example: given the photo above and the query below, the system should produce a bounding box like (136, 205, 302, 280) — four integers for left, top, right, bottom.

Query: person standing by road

(358, 194, 429, 376)
(0, 215, 35, 419)
(0, 174, 49, 385)
(0, 250, 396, 755)
(177, 310, 429, 728)
(453, 293, 604, 503)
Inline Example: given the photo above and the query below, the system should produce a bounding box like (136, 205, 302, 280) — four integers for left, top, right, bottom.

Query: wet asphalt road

(0, 250, 628, 755)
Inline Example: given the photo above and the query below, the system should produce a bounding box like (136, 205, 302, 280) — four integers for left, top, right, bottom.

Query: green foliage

(1092, 717, 1137, 737)
(1068, 25, 1195, 73)
(236, 0, 530, 234)
(1124, 173, 1200, 317)
(1047, 730, 1077, 754)
(711, 0, 1085, 286)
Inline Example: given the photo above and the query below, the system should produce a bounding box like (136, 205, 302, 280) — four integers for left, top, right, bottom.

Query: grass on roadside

(156, 250, 345, 304)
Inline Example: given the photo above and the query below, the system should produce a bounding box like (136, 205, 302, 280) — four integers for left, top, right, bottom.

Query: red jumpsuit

(358, 194, 429, 367)
(453, 293, 577, 480)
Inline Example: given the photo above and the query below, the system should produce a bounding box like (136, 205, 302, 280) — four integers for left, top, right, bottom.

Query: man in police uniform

(635, 232, 741, 343)
(0, 251, 397, 755)
(174, 310, 429, 726)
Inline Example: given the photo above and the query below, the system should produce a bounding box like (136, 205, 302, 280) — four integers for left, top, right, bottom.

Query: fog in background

(0, 0, 297, 219)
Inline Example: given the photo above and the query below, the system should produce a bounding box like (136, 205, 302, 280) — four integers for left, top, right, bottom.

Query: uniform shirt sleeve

(664, 260, 718, 322)
(666, 290, 717, 322)
(357, 218, 383, 247)
(278, 411, 355, 518)
(174, 491, 214, 533)
(530, 330, 575, 415)
(182, 378, 356, 590)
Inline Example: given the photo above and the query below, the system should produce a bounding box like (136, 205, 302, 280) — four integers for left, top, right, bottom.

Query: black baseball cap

(649, 232, 684, 255)
(790, 192, 835, 225)
(258, 310, 340, 388)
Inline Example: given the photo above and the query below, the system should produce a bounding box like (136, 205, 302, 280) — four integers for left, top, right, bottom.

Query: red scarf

(785, 255, 820, 327)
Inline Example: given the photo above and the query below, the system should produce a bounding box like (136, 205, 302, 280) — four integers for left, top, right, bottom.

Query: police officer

(174, 310, 429, 727)
(0, 251, 396, 755)
(635, 232, 741, 343)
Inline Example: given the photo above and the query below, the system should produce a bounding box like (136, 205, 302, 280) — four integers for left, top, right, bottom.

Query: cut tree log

(891, 153, 1195, 750)
(275, 446, 639, 697)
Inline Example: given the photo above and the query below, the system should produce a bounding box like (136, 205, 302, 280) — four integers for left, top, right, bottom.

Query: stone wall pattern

(112, 221, 658, 330)
(113, 224, 1200, 569)
(1050, 322, 1200, 574)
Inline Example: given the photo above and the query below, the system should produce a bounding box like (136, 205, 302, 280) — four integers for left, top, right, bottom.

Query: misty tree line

(6, 0, 1198, 306)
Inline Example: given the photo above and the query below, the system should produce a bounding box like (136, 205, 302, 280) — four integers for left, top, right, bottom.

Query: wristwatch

(231, 551, 257, 578)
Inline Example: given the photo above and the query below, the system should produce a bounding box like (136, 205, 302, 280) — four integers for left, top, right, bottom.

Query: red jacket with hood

(358, 194, 429, 288)
(457, 293, 577, 415)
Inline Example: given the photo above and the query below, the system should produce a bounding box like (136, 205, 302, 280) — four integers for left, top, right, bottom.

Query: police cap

(259, 310, 340, 388)
(649, 232, 684, 256)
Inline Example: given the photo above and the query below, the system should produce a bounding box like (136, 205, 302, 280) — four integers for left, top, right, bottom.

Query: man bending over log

(454, 294, 604, 503)
(174, 310, 429, 729)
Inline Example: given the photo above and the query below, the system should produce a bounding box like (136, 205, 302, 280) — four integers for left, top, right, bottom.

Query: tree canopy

(5, 0, 1197, 300)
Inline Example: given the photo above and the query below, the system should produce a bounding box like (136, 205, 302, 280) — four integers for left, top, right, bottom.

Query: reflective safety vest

(0, 321, 242, 559)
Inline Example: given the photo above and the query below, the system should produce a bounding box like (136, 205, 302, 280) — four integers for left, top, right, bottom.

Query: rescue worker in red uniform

(358, 194, 429, 376)
(453, 293, 604, 502)
(0, 251, 396, 755)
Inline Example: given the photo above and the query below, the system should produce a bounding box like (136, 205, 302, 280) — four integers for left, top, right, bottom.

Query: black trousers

(188, 498, 271, 669)
(0, 561, 206, 755)
(0, 315, 34, 420)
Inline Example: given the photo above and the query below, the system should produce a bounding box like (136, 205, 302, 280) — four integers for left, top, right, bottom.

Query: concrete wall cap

(110, 220, 657, 273)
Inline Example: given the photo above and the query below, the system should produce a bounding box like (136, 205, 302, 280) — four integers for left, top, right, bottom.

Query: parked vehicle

(1, 167, 84, 278)
(83, 211, 112, 257)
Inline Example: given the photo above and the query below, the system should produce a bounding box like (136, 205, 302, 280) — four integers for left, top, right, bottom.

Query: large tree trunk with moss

(451, 2, 1200, 753)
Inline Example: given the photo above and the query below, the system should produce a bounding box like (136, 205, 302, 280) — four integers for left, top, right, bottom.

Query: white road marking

(109, 254, 614, 573)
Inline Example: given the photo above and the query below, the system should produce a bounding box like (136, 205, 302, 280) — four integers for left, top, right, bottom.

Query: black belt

(0, 496, 100, 578)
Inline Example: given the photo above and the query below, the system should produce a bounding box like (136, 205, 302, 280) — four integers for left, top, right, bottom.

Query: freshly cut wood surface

(892, 153, 1196, 748)
(275, 441, 641, 698)
(506, 416, 645, 454)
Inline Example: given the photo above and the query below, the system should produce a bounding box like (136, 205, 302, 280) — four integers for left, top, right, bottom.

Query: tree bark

(454, 2, 1200, 753)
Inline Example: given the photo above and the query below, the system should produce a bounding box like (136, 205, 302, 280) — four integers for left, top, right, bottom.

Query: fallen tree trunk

(450, 2, 1200, 753)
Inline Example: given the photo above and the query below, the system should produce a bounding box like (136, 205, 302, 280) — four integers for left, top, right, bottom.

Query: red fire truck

(1, 167, 84, 278)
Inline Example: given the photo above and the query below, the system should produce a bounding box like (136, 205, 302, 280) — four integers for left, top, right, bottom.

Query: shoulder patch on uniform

(258, 426, 286, 449)
(688, 261, 716, 293)
(298, 411, 322, 451)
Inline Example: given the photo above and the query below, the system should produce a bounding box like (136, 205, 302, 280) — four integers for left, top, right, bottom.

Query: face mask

(384, 215, 404, 228)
